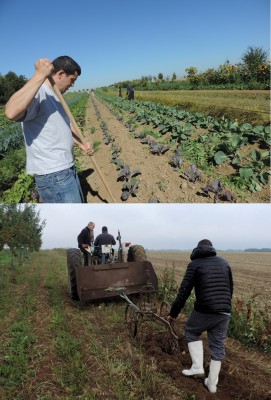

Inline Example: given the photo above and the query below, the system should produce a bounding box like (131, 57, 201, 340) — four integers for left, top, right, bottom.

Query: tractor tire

(127, 245, 147, 262)
(67, 248, 82, 300)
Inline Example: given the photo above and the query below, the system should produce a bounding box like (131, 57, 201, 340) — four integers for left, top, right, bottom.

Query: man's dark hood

(190, 245, 216, 261)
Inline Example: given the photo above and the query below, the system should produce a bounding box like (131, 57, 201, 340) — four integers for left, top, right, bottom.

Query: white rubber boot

(182, 340, 205, 376)
(204, 360, 221, 393)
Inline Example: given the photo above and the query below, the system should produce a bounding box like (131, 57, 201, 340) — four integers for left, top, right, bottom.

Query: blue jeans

(35, 166, 84, 203)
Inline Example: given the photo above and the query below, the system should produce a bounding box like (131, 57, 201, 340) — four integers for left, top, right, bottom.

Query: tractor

(67, 230, 158, 301)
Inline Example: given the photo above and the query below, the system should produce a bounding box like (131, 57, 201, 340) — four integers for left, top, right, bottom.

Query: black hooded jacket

(170, 245, 233, 318)
(94, 232, 116, 246)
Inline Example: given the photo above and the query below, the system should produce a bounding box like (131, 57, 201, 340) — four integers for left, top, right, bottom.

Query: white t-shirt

(18, 83, 74, 175)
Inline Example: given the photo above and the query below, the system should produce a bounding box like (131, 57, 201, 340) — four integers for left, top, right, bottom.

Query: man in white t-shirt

(5, 56, 93, 203)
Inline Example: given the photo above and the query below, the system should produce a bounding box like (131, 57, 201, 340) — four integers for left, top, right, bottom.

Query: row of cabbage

(91, 95, 142, 201)
(95, 92, 270, 193)
(0, 92, 84, 156)
(94, 94, 233, 202)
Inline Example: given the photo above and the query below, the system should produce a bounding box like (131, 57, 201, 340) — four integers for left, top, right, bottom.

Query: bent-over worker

(126, 85, 134, 100)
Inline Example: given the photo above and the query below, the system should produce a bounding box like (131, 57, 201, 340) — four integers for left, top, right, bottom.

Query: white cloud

(37, 204, 271, 251)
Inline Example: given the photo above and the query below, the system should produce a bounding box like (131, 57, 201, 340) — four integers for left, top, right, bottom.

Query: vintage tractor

(67, 230, 158, 301)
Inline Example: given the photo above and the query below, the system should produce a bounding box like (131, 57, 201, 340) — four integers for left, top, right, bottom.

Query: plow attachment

(73, 260, 158, 301)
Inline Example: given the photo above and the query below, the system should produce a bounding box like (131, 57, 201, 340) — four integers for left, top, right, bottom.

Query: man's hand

(5, 58, 54, 121)
(80, 141, 94, 155)
(167, 316, 176, 323)
(35, 58, 55, 79)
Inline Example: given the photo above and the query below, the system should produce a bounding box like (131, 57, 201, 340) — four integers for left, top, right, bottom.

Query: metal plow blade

(75, 261, 158, 301)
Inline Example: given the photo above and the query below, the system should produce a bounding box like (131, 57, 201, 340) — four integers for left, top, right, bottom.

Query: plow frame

(118, 278, 180, 354)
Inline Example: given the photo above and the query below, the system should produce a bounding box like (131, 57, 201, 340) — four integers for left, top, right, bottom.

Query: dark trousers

(128, 91, 134, 100)
(81, 252, 88, 266)
(184, 309, 230, 361)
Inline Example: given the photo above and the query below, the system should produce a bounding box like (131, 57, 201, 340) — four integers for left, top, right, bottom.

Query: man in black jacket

(169, 239, 233, 394)
(77, 222, 95, 266)
(126, 85, 134, 100)
(94, 226, 116, 247)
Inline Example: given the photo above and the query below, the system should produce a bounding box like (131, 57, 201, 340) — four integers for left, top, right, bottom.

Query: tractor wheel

(67, 248, 81, 300)
(127, 245, 147, 262)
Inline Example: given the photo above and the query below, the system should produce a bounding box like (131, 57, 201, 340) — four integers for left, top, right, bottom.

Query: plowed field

(1, 250, 270, 399)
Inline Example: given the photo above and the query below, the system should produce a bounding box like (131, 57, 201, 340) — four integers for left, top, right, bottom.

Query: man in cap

(168, 239, 233, 394)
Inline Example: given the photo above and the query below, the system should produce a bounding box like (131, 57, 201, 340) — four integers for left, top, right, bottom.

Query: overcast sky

(1, 0, 269, 89)
(37, 204, 271, 251)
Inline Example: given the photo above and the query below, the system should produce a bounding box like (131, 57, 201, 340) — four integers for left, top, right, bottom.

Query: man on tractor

(93, 226, 116, 263)
(94, 226, 116, 247)
(77, 222, 95, 266)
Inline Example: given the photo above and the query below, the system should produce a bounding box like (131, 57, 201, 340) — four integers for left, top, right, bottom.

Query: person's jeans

(34, 166, 84, 203)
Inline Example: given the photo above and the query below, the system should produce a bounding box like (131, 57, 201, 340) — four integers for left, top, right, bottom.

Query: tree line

(0, 71, 28, 104)
(0, 204, 46, 264)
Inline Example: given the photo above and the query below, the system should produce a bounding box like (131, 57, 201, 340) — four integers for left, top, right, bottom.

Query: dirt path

(143, 313, 271, 400)
(75, 96, 267, 204)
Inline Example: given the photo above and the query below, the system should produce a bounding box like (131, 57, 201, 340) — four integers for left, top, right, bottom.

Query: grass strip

(106, 89, 270, 127)
(0, 255, 41, 398)
(44, 254, 89, 395)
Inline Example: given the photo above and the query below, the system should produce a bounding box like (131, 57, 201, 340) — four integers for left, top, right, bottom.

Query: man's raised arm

(5, 58, 54, 121)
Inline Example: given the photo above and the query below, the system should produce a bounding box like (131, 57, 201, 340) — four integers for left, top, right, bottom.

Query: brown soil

(76, 96, 269, 204)
(142, 313, 271, 400)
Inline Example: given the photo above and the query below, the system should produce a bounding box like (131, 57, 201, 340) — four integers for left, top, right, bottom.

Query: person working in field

(5, 56, 93, 203)
(168, 239, 233, 394)
(126, 85, 134, 100)
(117, 85, 122, 97)
(77, 221, 95, 266)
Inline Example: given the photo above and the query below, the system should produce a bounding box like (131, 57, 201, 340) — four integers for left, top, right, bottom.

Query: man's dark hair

(198, 239, 213, 247)
(52, 56, 81, 76)
(102, 226, 108, 232)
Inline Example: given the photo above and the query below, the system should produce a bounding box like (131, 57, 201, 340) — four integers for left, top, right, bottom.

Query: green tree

(172, 72, 177, 81)
(140, 76, 149, 87)
(147, 75, 153, 82)
(0, 71, 28, 104)
(241, 46, 269, 72)
(0, 204, 46, 264)
(158, 72, 163, 79)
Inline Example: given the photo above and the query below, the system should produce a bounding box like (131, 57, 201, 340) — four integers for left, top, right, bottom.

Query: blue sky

(0, 0, 270, 90)
(38, 204, 271, 250)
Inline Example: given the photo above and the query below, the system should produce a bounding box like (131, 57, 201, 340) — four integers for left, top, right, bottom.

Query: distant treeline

(244, 248, 271, 252)
(146, 249, 271, 252)
(0, 71, 28, 104)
